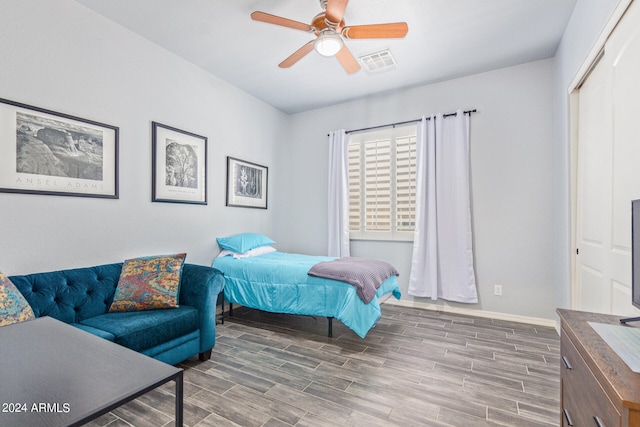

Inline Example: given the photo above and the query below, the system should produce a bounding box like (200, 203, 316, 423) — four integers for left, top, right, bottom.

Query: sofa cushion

(110, 253, 186, 313)
(71, 323, 116, 341)
(0, 272, 35, 326)
(9, 264, 122, 323)
(80, 305, 199, 352)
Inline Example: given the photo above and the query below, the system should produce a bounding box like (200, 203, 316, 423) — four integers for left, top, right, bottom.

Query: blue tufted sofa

(8, 262, 224, 365)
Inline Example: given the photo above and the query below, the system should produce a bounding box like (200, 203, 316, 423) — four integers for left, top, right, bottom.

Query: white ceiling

(75, 0, 577, 114)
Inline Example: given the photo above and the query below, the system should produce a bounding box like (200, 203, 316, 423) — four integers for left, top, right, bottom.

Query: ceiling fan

(251, 0, 409, 74)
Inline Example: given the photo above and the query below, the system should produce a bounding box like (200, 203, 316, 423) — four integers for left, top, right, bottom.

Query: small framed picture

(152, 122, 207, 205)
(0, 97, 119, 198)
(226, 156, 268, 209)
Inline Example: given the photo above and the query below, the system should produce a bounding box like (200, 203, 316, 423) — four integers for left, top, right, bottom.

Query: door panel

(575, 0, 640, 316)
(576, 51, 611, 312)
(610, 12, 640, 314)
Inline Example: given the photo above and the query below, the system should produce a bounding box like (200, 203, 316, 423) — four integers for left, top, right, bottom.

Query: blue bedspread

(212, 251, 401, 338)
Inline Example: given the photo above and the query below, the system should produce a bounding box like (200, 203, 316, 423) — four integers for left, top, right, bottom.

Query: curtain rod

(342, 109, 477, 135)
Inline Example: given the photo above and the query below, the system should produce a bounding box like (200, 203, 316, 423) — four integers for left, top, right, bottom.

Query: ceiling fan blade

(279, 41, 316, 68)
(335, 45, 361, 74)
(325, 0, 349, 26)
(342, 22, 409, 39)
(251, 11, 314, 32)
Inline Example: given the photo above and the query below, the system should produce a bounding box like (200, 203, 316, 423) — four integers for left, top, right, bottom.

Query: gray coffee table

(0, 316, 183, 426)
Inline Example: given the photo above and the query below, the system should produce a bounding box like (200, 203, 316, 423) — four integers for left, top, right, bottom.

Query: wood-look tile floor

(87, 304, 560, 427)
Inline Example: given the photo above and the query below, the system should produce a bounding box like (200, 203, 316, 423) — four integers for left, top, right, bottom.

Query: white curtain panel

(327, 129, 350, 257)
(409, 111, 478, 303)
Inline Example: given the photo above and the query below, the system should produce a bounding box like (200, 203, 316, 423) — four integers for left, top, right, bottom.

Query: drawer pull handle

(593, 416, 604, 427)
(562, 356, 573, 370)
(563, 408, 574, 426)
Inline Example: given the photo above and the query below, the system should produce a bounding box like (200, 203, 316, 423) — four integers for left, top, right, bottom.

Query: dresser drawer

(561, 332, 621, 426)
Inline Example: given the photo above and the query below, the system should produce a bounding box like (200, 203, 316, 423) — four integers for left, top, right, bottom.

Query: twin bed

(212, 234, 401, 338)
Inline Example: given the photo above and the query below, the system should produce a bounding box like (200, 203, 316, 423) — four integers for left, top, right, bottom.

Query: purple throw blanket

(308, 257, 399, 304)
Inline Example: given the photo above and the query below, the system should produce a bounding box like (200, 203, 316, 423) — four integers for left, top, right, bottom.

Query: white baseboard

(383, 299, 558, 330)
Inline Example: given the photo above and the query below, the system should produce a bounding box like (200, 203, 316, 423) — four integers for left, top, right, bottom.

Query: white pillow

(217, 245, 276, 259)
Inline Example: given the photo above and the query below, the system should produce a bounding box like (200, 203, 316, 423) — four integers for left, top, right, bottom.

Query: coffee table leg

(175, 371, 184, 426)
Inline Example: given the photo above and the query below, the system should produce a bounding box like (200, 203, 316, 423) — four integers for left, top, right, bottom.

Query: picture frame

(0, 98, 119, 198)
(152, 122, 207, 205)
(226, 156, 268, 209)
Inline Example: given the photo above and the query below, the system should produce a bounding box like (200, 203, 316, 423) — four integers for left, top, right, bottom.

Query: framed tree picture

(226, 156, 268, 209)
(152, 122, 207, 205)
(0, 98, 119, 198)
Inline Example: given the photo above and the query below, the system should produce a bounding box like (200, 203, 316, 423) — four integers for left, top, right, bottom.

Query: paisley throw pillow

(109, 253, 186, 312)
(0, 272, 35, 326)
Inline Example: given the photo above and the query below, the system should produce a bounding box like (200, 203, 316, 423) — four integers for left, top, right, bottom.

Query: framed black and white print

(226, 156, 268, 209)
(152, 122, 207, 205)
(0, 98, 119, 198)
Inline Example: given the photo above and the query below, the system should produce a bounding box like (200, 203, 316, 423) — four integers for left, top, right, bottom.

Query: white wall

(552, 0, 624, 310)
(280, 59, 558, 321)
(0, 0, 289, 274)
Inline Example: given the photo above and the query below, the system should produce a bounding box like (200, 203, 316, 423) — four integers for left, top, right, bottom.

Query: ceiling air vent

(358, 49, 398, 73)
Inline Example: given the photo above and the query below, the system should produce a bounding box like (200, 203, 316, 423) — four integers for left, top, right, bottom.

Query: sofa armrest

(179, 264, 224, 355)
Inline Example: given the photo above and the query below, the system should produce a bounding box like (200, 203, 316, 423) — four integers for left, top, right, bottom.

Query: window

(348, 123, 417, 241)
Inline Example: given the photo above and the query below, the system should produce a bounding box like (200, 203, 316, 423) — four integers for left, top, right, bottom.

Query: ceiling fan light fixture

(314, 31, 343, 57)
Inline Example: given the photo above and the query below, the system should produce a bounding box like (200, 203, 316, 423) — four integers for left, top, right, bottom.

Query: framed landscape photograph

(152, 122, 207, 205)
(0, 98, 119, 198)
(226, 156, 268, 209)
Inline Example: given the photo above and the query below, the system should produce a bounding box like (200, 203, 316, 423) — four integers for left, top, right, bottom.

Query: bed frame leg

(328, 317, 333, 337)
(217, 292, 225, 324)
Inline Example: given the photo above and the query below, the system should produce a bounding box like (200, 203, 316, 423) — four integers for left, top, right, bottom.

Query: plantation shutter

(348, 123, 417, 240)
(364, 137, 392, 232)
(395, 131, 417, 232)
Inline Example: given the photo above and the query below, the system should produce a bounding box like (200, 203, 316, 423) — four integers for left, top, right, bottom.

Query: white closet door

(575, 0, 640, 315)
(576, 51, 612, 312)
(609, 1, 640, 314)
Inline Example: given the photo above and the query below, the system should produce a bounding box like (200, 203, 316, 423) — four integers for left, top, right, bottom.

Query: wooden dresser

(557, 309, 640, 427)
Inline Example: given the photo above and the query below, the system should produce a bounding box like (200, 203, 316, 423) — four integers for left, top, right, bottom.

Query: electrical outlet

(494, 284, 503, 296)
